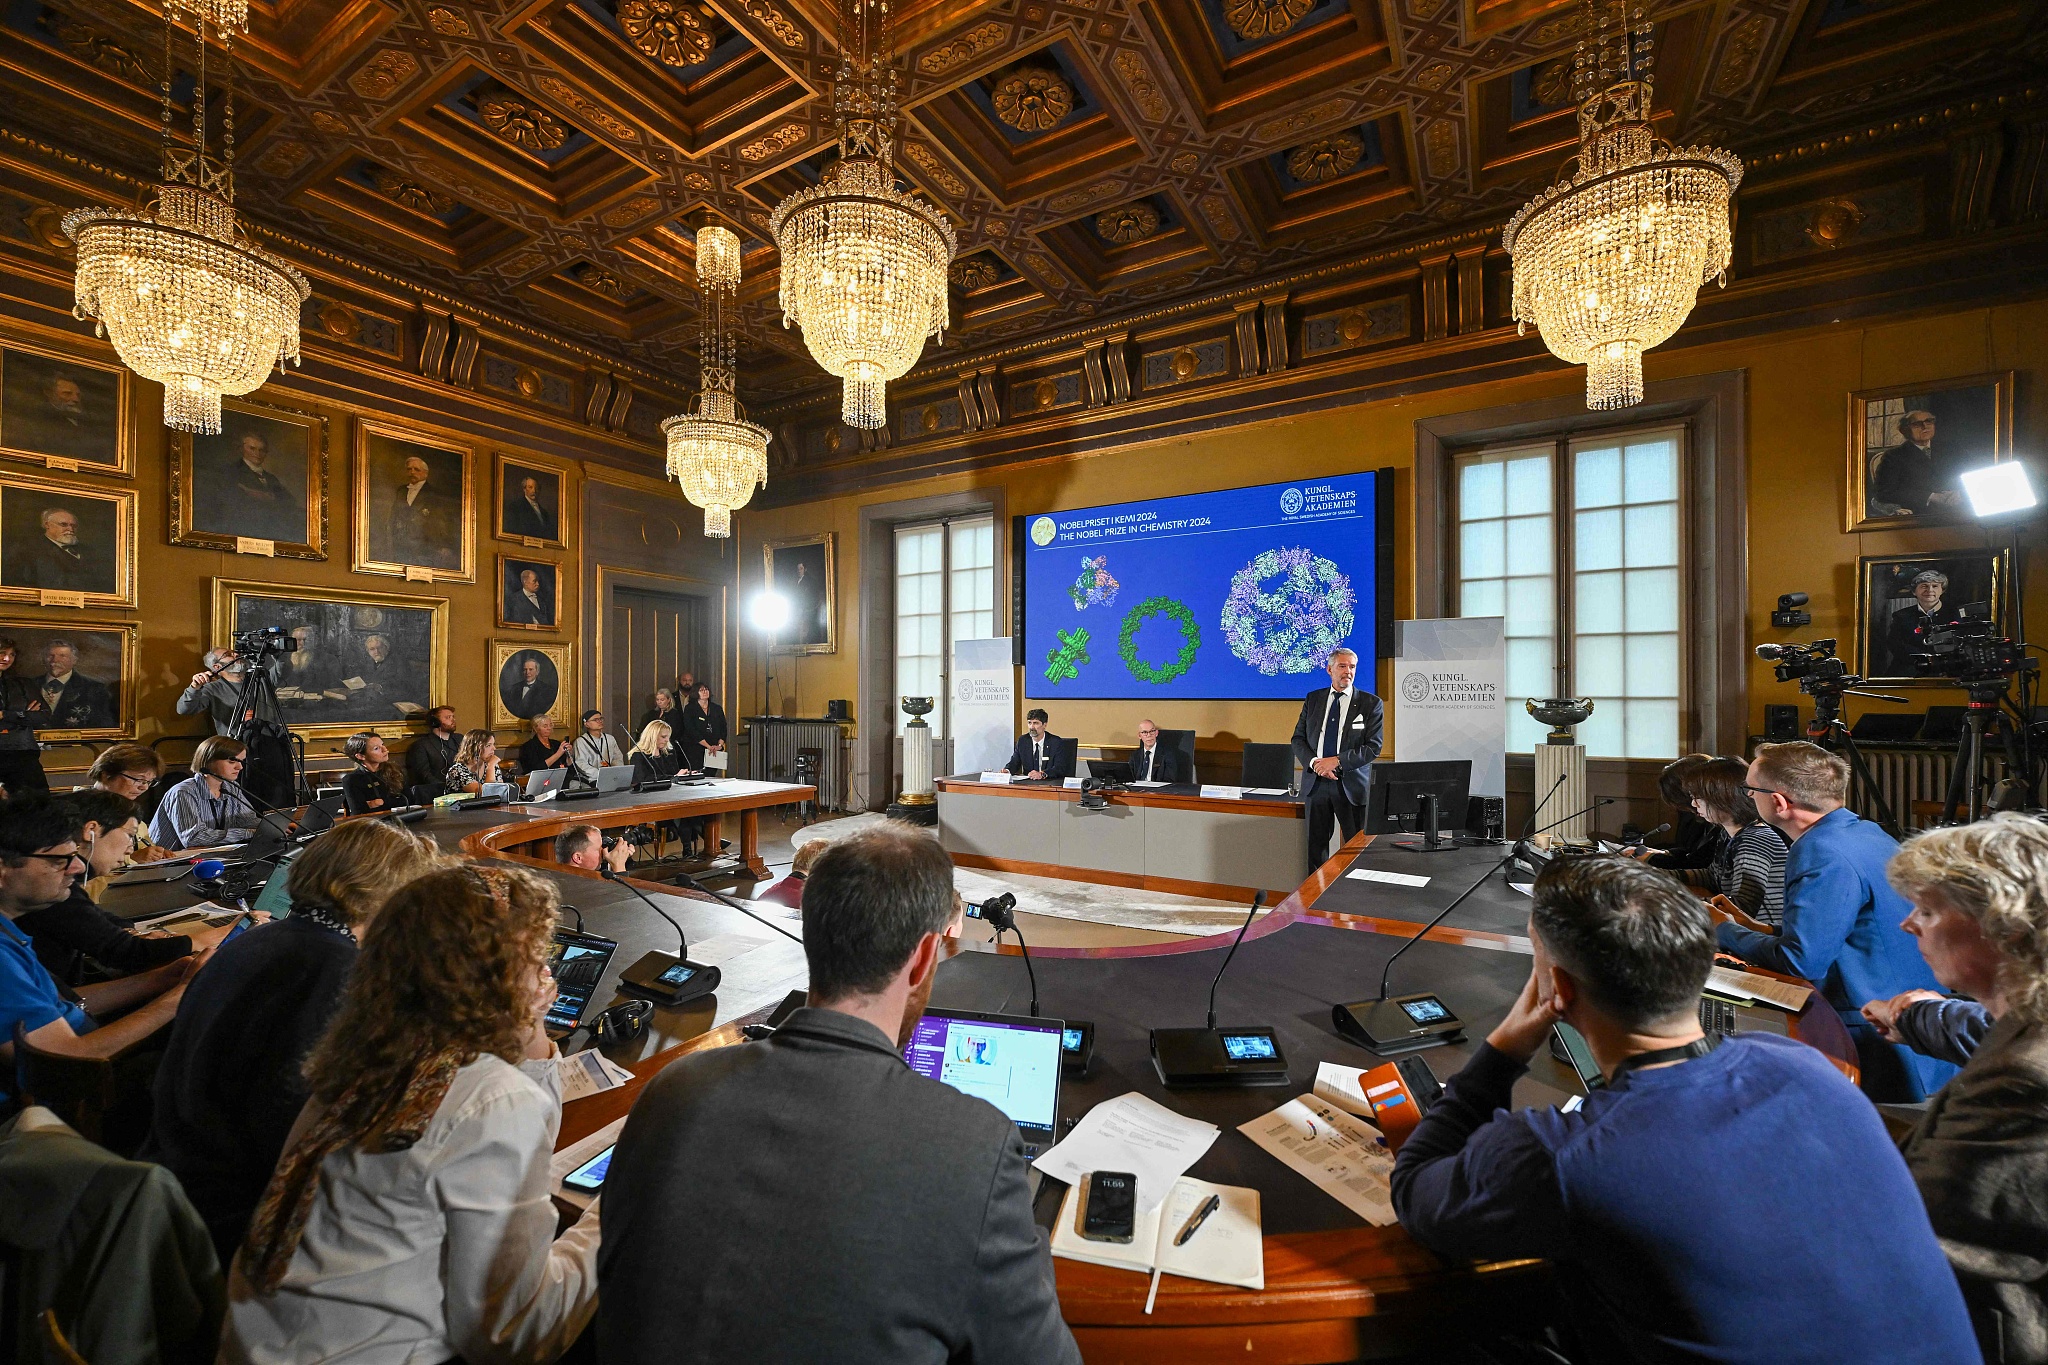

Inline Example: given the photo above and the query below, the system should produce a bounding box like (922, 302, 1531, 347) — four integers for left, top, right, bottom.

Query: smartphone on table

(1078, 1170, 1137, 1244)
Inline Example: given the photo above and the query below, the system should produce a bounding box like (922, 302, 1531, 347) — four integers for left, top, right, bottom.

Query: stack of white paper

(1033, 1092, 1219, 1214)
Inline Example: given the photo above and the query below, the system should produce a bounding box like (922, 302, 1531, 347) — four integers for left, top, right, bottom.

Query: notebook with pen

(1049, 1176, 1262, 1291)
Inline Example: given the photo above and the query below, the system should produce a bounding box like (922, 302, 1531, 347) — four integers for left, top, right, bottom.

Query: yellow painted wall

(737, 298, 2048, 755)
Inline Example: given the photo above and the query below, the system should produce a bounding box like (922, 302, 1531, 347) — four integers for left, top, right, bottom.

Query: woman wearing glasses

(148, 735, 261, 851)
(86, 743, 174, 862)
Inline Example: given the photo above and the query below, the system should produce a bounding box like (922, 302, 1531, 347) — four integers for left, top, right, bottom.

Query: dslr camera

(602, 824, 658, 852)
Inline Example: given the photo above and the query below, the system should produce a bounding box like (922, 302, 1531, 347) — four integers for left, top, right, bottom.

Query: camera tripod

(204, 649, 306, 808)
(1805, 683, 1904, 836)
(1940, 678, 2037, 825)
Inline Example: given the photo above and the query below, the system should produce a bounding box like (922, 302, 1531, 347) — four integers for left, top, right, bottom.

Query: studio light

(1961, 461, 2038, 520)
(749, 590, 791, 633)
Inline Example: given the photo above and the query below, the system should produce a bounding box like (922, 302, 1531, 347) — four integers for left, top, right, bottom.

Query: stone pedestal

(889, 716, 938, 826)
(1534, 742, 1589, 845)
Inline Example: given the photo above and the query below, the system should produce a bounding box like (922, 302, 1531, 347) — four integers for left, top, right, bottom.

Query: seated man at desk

(1391, 855, 1976, 1365)
(595, 822, 1079, 1364)
(1003, 708, 1070, 782)
(1131, 719, 1185, 784)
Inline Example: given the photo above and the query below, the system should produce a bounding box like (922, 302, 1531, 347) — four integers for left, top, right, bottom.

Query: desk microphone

(1334, 791, 1611, 1055)
(1622, 822, 1672, 851)
(1149, 893, 1291, 1088)
(602, 866, 720, 1005)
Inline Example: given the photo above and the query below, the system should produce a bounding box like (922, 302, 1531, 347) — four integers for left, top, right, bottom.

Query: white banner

(1393, 618, 1506, 798)
(952, 637, 1015, 777)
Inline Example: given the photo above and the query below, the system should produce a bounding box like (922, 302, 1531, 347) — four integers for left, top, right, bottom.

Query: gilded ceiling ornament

(1169, 151, 1202, 173)
(479, 92, 568, 151)
(1530, 57, 1573, 107)
(992, 67, 1074, 132)
(515, 366, 544, 398)
(616, 0, 713, 68)
(581, 266, 632, 299)
(1804, 198, 1864, 248)
(1425, 119, 1460, 174)
(1287, 131, 1364, 183)
(920, 404, 940, 432)
(903, 142, 968, 197)
(1032, 378, 1057, 409)
(1095, 201, 1161, 244)
(1224, 0, 1314, 41)
(370, 167, 456, 215)
(950, 256, 1001, 290)
(1111, 48, 1169, 121)
(317, 300, 358, 338)
(52, 22, 147, 82)
(347, 48, 419, 100)
(1251, 97, 1348, 145)
(426, 6, 472, 35)
(309, 110, 351, 134)
(1170, 347, 1199, 380)
(1414, 61, 1455, 92)
(918, 19, 1009, 75)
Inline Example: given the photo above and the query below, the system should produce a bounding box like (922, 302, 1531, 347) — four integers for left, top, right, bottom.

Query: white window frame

(892, 513, 996, 740)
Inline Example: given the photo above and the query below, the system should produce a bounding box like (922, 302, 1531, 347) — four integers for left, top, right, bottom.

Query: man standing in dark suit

(1291, 647, 1383, 862)
(595, 822, 1080, 1365)
(1132, 719, 1186, 784)
(1004, 707, 1070, 781)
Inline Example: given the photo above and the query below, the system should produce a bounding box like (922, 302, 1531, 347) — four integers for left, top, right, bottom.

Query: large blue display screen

(1023, 473, 1381, 700)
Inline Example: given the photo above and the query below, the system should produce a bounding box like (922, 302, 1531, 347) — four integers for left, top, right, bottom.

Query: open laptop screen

(902, 1008, 1064, 1144)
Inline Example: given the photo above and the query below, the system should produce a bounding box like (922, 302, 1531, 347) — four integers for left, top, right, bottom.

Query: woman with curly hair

(443, 728, 500, 796)
(223, 865, 599, 1364)
(1864, 813, 2048, 1364)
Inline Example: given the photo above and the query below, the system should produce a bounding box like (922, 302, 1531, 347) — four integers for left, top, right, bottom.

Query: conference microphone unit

(1149, 893, 1290, 1088)
(603, 866, 720, 1006)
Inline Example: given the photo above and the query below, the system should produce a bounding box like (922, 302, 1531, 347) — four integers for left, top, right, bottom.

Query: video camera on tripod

(1754, 638, 1906, 834)
(1910, 607, 2032, 687)
(230, 624, 290, 661)
(1755, 639, 1857, 693)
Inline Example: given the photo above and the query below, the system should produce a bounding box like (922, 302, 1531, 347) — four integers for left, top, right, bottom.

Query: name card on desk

(1346, 868, 1431, 888)
(1199, 784, 1243, 800)
(978, 771, 1013, 785)
(1063, 776, 1083, 788)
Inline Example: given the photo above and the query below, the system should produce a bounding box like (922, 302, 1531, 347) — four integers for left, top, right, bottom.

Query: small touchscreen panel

(1221, 1032, 1279, 1061)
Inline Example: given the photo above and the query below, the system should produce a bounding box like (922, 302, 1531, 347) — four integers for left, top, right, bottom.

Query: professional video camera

(231, 624, 290, 659)
(1754, 639, 1853, 691)
(1911, 609, 2030, 686)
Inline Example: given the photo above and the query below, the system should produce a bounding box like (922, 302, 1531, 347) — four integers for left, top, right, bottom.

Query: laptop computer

(545, 928, 619, 1038)
(596, 764, 637, 794)
(902, 1007, 1065, 1159)
(249, 845, 302, 916)
(524, 767, 567, 800)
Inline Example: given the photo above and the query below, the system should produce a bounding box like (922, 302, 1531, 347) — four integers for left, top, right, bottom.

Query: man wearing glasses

(0, 792, 213, 1105)
(1710, 741, 1954, 1102)
(1132, 720, 1186, 784)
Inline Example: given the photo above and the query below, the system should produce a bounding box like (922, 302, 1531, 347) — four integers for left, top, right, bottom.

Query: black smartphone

(562, 1145, 614, 1194)
(1078, 1170, 1137, 1244)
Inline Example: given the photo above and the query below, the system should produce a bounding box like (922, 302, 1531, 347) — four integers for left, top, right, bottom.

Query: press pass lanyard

(1610, 1032, 1721, 1078)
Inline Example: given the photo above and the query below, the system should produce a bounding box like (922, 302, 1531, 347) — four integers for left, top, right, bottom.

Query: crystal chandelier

(664, 224, 770, 538)
(1501, 0, 1740, 410)
(769, 0, 954, 429)
(64, 0, 307, 434)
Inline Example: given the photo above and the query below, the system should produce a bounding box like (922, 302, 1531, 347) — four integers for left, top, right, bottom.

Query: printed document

(1239, 1095, 1397, 1226)
(1034, 1091, 1219, 1214)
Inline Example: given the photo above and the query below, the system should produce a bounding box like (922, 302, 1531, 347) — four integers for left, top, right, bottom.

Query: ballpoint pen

(1173, 1194, 1221, 1247)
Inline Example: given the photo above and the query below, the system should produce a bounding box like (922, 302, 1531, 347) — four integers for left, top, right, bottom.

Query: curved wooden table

(458, 780, 815, 880)
(549, 828, 1859, 1364)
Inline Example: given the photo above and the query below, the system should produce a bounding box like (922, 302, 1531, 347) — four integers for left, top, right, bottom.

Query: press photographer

(177, 628, 298, 807)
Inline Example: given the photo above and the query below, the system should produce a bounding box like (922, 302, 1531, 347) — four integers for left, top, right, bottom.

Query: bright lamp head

(749, 590, 791, 632)
(1960, 461, 2037, 520)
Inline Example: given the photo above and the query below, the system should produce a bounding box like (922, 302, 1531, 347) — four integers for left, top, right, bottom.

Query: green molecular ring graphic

(1044, 627, 1090, 683)
(1118, 596, 1200, 684)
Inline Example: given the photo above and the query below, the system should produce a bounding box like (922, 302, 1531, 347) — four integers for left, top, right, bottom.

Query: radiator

(1852, 746, 2013, 830)
(745, 719, 850, 811)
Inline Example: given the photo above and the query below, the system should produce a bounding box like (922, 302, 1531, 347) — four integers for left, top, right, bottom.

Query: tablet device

(546, 929, 619, 1037)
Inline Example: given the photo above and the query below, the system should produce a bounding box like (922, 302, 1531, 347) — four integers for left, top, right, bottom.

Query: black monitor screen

(1364, 760, 1473, 834)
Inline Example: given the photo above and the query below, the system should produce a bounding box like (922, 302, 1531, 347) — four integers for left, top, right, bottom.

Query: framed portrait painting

(0, 472, 135, 608)
(212, 578, 449, 738)
(763, 532, 835, 655)
(495, 452, 569, 549)
(353, 419, 475, 582)
(0, 619, 136, 740)
(1855, 549, 2007, 685)
(171, 394, 328, 558)
(491, 639, 572, 730)
(0, 340, 129, 476)
(497, 553, 563, 631)
(1846, 372, 2012, 531)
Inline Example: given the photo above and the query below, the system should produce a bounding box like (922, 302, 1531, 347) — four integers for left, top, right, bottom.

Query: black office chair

(1054, 736, 1080, 779)
(1159, 729, 1197, 785)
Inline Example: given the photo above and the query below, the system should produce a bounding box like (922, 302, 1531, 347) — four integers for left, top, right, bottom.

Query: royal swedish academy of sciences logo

(1279, 487, 1304, 516)
(1030, 516, 1057, 546)
(1401, 671, 1430, 705)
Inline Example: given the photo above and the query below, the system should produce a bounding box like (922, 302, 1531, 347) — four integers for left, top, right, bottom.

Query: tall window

(894, 514, 995, 736)
(1454, 428, 1683, 758)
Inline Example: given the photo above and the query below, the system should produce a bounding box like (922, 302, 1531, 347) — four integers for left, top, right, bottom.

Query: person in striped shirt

(1679, 756, 1790, 926)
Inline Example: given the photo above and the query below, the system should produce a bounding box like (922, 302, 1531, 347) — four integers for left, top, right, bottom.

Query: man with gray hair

(1713, 740, 1954, 1101)
(1884, 566, 1967, 675)
(596, 822, 1080, 1365)
(1289, 645, 1383, 861)
(4, 505, 100, 593)
(1871, 407, 1963, 517)
(176, 646, 276, 735)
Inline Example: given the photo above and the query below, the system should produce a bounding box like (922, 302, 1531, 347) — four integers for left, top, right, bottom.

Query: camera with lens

(231, 624, 290, 659)
(964, 891, 1017, 932)
(1912, 612, 2029, 685)
(1755, 639, 1852, 690)
(602, 824, 658, 851)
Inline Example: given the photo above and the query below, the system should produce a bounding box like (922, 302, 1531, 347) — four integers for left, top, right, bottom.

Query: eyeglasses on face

(1741, 784, 1782, 798)
(22, 850, 84, 867)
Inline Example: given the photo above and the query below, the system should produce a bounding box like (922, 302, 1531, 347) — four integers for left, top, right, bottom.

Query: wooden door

(608, 587, 709, 733)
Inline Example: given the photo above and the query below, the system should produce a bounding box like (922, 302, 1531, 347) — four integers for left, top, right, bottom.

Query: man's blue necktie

(1321, 691, 1345, 765)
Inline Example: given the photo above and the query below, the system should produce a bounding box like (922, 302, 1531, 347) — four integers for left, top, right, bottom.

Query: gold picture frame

(1845, 371, 2013, 532)
(1855, 549, 2008, 686)
(763, 531, 836, 655)
(0, 471, 136, 608)
(211, 578, 450, 738)
(493, 450, 571, 550)
(491, 638, 573, 731)
(497, 552, 564, 631)
(171, 393, 329, 559)
(352, 417, 476, 583)
(0, 335, 131, 477)
(0, 618, 138, 741)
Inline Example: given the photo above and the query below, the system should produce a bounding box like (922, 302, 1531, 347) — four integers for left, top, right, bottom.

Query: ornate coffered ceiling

(0, 0, 2041, 438)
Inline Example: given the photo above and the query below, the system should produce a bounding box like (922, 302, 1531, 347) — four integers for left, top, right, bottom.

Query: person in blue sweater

(1711, 741, 1955, 1101)
(1391, 854, 1977, 1365)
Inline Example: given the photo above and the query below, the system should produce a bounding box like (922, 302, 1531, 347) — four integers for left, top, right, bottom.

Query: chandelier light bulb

(696, 224, 742, 291)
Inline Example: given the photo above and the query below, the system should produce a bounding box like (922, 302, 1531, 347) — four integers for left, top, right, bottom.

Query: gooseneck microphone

(603, 866, 720, 1005)
(1150, 892, 1291, 1087)
(679, 869, 807, 946)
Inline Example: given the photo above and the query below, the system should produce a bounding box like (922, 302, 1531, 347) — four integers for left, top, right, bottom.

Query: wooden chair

(10, 1025, 116, 1147)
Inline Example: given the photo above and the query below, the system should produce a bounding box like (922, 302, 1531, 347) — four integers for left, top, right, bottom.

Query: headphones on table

(594, 998, 653, 1048)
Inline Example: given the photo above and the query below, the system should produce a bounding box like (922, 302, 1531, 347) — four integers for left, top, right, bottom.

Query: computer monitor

(1241, 742, 1294, 789)
(1365, 760, 1473, 836)
(902, 1008, 1065, 1156)
(1089, 760, 1135, 784)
